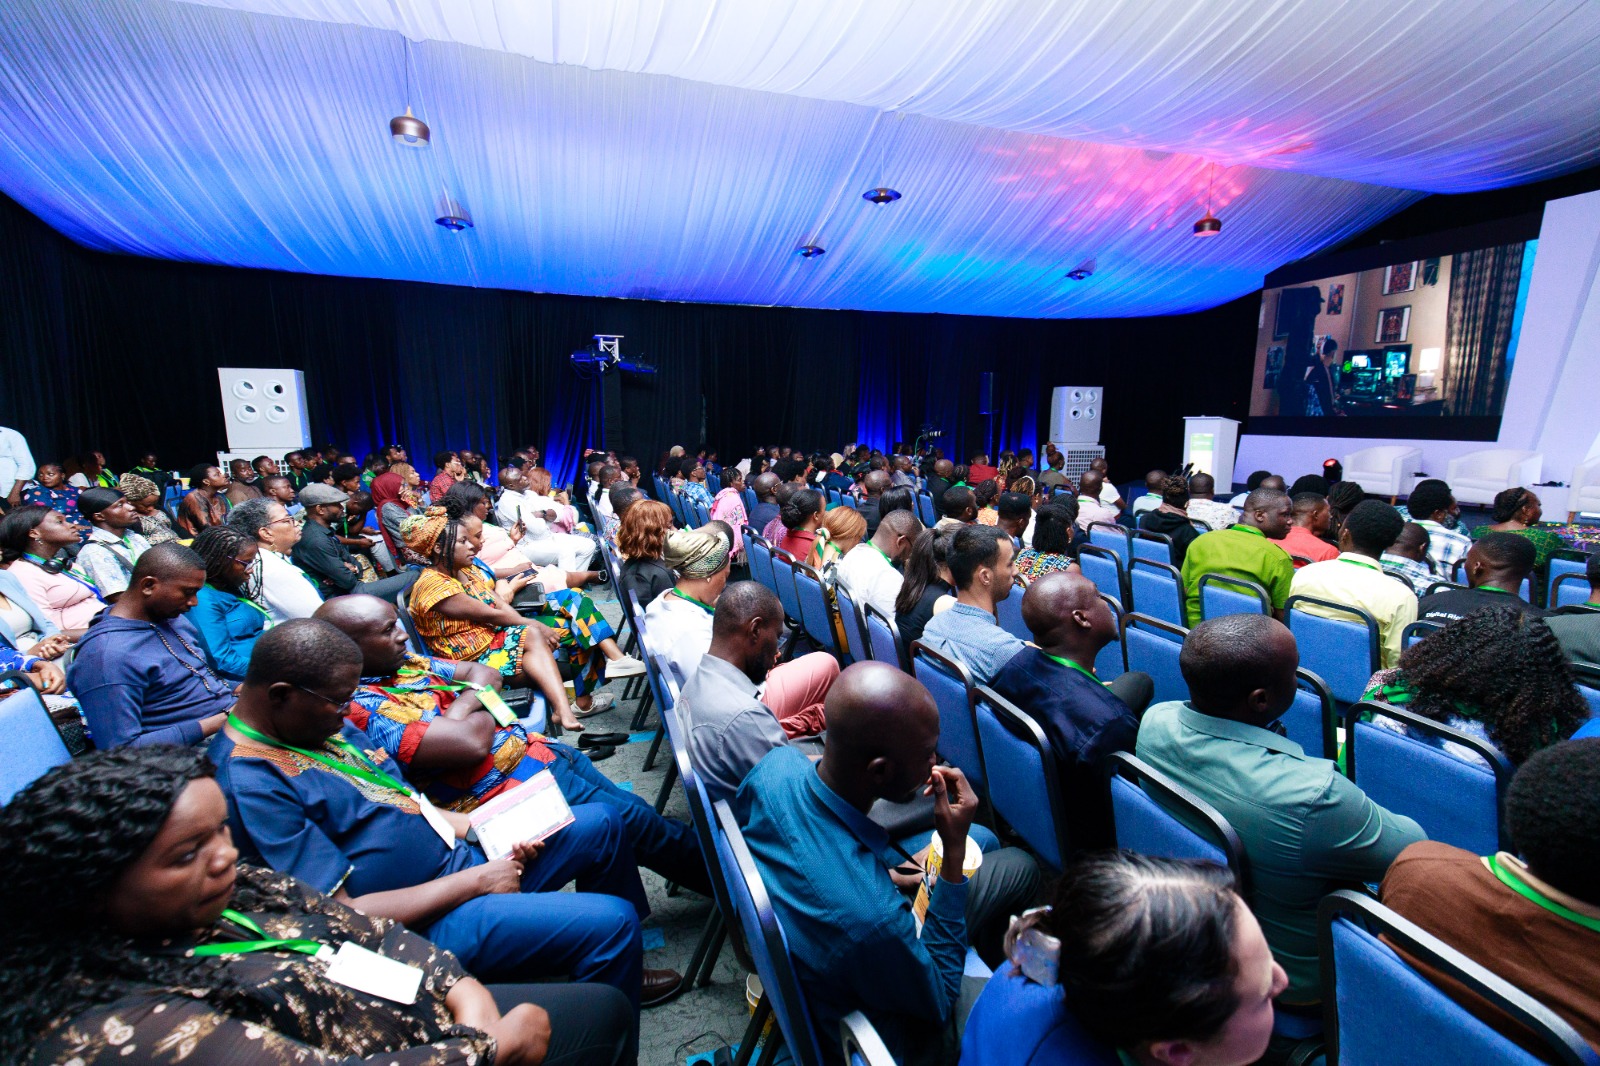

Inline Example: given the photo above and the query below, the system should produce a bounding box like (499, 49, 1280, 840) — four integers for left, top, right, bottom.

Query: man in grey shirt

(919, 524, 1023, 684)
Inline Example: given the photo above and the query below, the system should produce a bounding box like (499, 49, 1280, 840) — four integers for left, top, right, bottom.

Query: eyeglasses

(265, 515, 297, 527)
(292, 683, 357, 711)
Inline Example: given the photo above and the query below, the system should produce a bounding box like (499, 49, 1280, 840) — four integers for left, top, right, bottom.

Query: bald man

(735, 663, 1041, 1066)
(1073, 470, 1120, 531)
(989, 571, 1151, 848)
(857, 468, 893, 537)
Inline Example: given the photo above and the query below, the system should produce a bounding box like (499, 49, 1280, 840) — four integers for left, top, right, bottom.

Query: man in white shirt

(836, 510, 922, 621)
(495, 464, 530, 528)
(1073, 470, 1122, 532)
(1185, 473, 1240, 532)
(1289, 501, 1417, 669)
(1088, 458, 1125, 512)
(1130, 470, 1166, 518)
(0, 425, 36, 506)
(227, 497, 324, 623)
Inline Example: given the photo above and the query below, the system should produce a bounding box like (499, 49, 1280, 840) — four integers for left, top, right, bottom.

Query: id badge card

(478, 686, 518, 727)
(415, 792, 457, 850)
(323, 942, 424, 1004)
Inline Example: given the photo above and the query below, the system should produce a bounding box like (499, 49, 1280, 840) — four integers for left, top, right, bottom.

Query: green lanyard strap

(380, 667, 474, 697)
(1487, 855, 1600, 934)
(1042, 652, 1101, 686)
(1338, 556, 1381, 572)
(227, 714, 412, 795)
(670, 588, 717, 614)
(191, 909, 326, 957)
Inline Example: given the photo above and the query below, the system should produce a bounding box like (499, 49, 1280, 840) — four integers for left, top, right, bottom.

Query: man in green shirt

(1136, 614, 1425, 1006)
(1179, 487, 1295, 625)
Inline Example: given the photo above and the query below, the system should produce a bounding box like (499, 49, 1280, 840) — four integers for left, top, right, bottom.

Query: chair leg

(698, 921, 726, 987)
(642, 721, 666, 772)
(652, 759, 679, 814)
(732, 997, 773, 1066)
(629, 689, 654, 732)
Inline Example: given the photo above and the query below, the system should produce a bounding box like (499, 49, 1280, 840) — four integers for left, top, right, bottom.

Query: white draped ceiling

(0, 0, 1596, 318)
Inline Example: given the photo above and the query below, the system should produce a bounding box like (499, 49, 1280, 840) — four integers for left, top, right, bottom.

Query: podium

(1183, 417, 1240, 486)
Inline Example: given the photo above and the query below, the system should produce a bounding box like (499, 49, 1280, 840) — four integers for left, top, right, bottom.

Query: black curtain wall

(0, 192, 1257, 485)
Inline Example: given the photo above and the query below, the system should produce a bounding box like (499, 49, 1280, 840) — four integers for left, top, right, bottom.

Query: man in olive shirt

(1136, 614, 1425, 1005)
(1179, 487, 1296, 625)
(1546, 553, 1600, 664)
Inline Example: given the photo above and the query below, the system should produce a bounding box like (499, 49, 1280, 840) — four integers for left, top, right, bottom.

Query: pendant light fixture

(796, 244, 826, 258)
(390, 39, 431, 148)
(1193, 162, 1222, 237)
(861, 112, 903, 205)
(435, 194, 472, 230)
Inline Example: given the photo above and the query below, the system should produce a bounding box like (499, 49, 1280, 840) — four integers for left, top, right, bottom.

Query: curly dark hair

(1507, 739, 1600, 903)
(1396, 607, 1587, 764)
(974, 478, 1000, 509)
(1491, 486, 1535, 523)
(191, 524, 263, 600)
(0, 747, 313, 1057)
(779, 487, 824, 531)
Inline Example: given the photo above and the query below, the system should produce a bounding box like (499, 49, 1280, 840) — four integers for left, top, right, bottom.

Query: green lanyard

(1477, 585, 1512, 594)
(190, 909, 327, 958)
(1487, 855, 1600, 934)
(1338, 556, 1381, 572)
(227, 714, 411, 795)
(670, 588, 717, 614)
(868, 541, 896, 569)
(379, 667, 473, 697)
(210, 585, 272, 620)
(1042, 652, 1100, 685)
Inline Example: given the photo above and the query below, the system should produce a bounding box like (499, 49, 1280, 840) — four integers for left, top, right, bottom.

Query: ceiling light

(390, 106, 430, 148)
(862, 187, 902, 205)
(435, 196, 472, 230)
(1193, 161, 1222, 237)
(1065, 267, 1091, 281)
(796, 244, 826, 258)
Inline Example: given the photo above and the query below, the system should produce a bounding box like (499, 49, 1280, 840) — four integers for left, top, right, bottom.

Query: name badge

(477, 686, 518, 727)
(323, 941, 424, 1004)
(415, 792, 457, 850)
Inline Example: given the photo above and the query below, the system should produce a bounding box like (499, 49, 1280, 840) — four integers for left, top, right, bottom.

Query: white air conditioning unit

(1049, 386, 1104, 444)
(218, 368, 312, 452)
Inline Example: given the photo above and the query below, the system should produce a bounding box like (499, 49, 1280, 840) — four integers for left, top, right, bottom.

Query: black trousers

(489, 983, 635, 1066)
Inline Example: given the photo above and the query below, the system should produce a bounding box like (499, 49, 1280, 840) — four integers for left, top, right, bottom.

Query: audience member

(1289, 500, 1416, 667)
(1363, 606, 1585, 767)
(678, 457, 715, 511)
(68, 542, 234, 748)
(919, 524, 1022, 684)
(974, 479, 1001, 525)
(777, 486, 825, 562)
(989, 572, 1152, 848)
(1403, 478, 1471, 577)
(1137, 474, 1201, 564)
(1073, 470, 1120, 532)
(261, 474, 302, 518)
(1184, 473, 1238, 532)
(1129, 469, 1165, 516)
(735, 662, 1040, 1066)
(223, 457, 263, 506)
(1279, 492, 1339, 566)
(0, 423, 35, 506)
(67, 449, 117, 490)
(938, 484, 978, 530)
(710, 464, 749, 554)
(519, 468, 598, 572)
(1380, 739, 1600, 1054)
(1137, 614, 1424, 1004)
(429, 450, 464, 501)
(292, 484, 416, 601)
(878, 484, 917, 527)
(119, 472, 179, 544)
(968, 452, 998, 485)
(838, 509, 922, 621)
(606, 483, 644, 545)
(1381, 521, 1435, 595)
(995, 491, 1032, 548)
(1179, 488, 1295, 624)
(925, 458, 957, 509)
(1324, 481, 1365, 542)
(0, 504, 106, 631)
(1474, 485, 1575, 593)
(21, 462, 88, 538)
(0, 562, 68, 659)
(371, 468, 425, 566)
(496, 463, 531, 525)
(1545, 552, 1600, 664)
(1228, 469, 1275, 508)
(189, 524, 271, 681)
(75, 487, 151, 604)
(1013, 500, 1077, 584)
(1417, 532, 1545, 624)
(227, 496, 323, 622)
(1039, 452, 1072, 491)
(0, 640, 64, 695)
(1288, 473, 1330, 497)
(126, 452, 167, 483)
(617, 499, 676, 605)
(748, 471, 783, 533)
(962, 853, 1285, 1066)
(890, 455, 917, 489)
(176, 464, 232, 537)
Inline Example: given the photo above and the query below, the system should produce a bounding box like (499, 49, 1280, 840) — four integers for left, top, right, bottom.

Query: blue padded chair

(1283, 669, 1337, 762)
(841, 1012, 900, 1066)
(1121, 613, 1188, 707)
(1131, 529, 1174, 566)
(1318, 891, 1600, 1066)
(741, 486, 758, 514)
(836, 495, 857, 510)
(1448, 560, 1532, 602)
(911, 642, 986, 794)
(1553, 572, 1591, 609)
(1403, 619, 1444, 648)
(745, 529, 776, 594)
(770, 549, 803, 627)
(791, 560, 838, 656)
(916, 493, 937, 527)
(960, 961, 1121, 1066)
(833, 581, 870, 665)
(1549, 555, 1588, 599)
(996, 580, 1029, 641)
(665, 490, 687, 527)
(863, 602, 907, 672)
(1285, 595, 1380, 705)
(1128, 558, 1184, 632)
(1088, 522, 1129, 569)
(1573, 663, 1600, 719)
(827, 488, 842, 507)
(0, 675, 72, 804)
(1106, 752, 1248, 891)
(975, 686, 1069, 870)
(1095, 595, 1126, 680)
(1076, 544, 1126, 604)
(1198, 573, 1269, 619)
(713, 801, 827, 1066)
(1346, 701, 1513, 854)
(706, 472, 720, 494)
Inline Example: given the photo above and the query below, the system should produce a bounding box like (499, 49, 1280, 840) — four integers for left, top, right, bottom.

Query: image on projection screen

(1248, 239, 1537, 431)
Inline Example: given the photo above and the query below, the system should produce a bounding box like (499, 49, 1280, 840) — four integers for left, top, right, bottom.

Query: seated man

(227, 497, 324, 622)
(67, 542, 235, 749)
(1279, 492, 1340, 566)
(1088, 458, 1125, 512)
(837, 509, 922, 621)
(919, 525, 1023, 685)
(1137, 614, 1424, 1006)
(1403, 478, 1473, 578)
(1072, 470, 1120, 532)
(1289, 500, 1417, 668)
(747, 471, 783, 534)
(1417, 532, 1546, 624)
(1128, 469, 1163, 516)
(1183, 473, 1239, 532)
(994, 491, 1032, 548)
(260, 473, 303, 518)
(1381, 522, 1435, 596)
(643, 530, 836, 736)
(75, 487, 152, 604)
(292, 484, 417, 602)
(212, 619, 679, 1012)
(316, 595, 708, 894)
(854, 469, 892, 537)
(1180, 487, 1295, 624)
(1545, 552, 1600, 664)
(988, 571, 1152, 849)
(1382, 738, 1600, 1053)
(735, 663, 1041, 1066)
(934, 484, 977, 532)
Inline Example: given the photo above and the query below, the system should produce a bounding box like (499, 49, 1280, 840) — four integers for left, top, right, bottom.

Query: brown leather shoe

(641, 967, 685, 1007)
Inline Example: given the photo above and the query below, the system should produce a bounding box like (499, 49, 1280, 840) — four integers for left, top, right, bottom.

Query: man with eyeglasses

(226, 497, 323, 622)
(211, 619, 682, 1040)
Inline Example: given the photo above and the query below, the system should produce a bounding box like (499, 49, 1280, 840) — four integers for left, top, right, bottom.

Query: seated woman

(711, 465, 750, 556)
(1138, 474, 1202, 565)
(895, 527, 955, 647)
(118, 472, 180, 545)
(403, 507, 600, 733)
(225, 497, 324, 623)
(0, 744, 630, 1066)
(806, 503, 866, 572)
(370, 468, 425, 567)
(1472, 486, 1579, 601)
(776, 487, 825, 562)
(962, 852, 1285, 1066)
(0, 565, 70, 660)
(0, 505, 106, 632)
(975, 478, 1001, 525)
(190, 525, 271, 681)
(67, 449, 118, 489)
(617, 500, 677, 607)
(521, 467, 598, 573)
(21, 462, 90, 541)
(75, 487, 152, 605)
(1014, 501, 1078, 585)
(1363, 605, 1588, 768)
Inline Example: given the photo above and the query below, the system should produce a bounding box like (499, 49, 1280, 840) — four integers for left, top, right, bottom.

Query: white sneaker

(574, 691, 617, 717)
(605, 654, 647, 678)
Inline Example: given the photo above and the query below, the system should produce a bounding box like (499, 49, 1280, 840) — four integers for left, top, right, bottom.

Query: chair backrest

(975, 686, 1068, 870)
(393, 589, 428, 656)
(713, 801, 827, 1066)
(1403, 619, 1444, 648)
(1130, 528, 1174, 565)
(1553, 572, 1592, 610)
(1283, 669, 1337, 761)
(833, 581, 871, 664)
(1076, 543, 1126, 604)
(1285, 595, 1381, 705)
(741, 486, 757, 514)
(916, 492, 937, 527)
(827, 488, 841, 507)
(1094, 595, 1126, 679)
(1088, 521, 1129, 566)
(791, 560, 838, 654)
(1548, 555, 1588, 601)
(1346, 701, 1513, 854)
(745, 529, 776, 593)
(1448, 559, 1532, 602)
(0, 677, 72, 804)
(1106, 752, 1248, 891)
(841, 1012, 897, 1066)
(770, 549, 803, 625)
(863, 601, 908, 672)
(1121, 613, 1189, 706)
(672, 712, 755, 974)
(707, 472, 721, 494)
(1128, 558, 1184, 631)
(911, 642, 986, 793)
(1571, 663, 1600, 720)
(1318, 891, 1600, 1066)
(1198, 572, 1270, 619)
(995, 580, 1030, 641)
(836, 495, 857, 510)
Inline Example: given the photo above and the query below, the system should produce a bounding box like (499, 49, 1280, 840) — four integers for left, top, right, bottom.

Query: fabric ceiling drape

(1443, 243, 1526, 418)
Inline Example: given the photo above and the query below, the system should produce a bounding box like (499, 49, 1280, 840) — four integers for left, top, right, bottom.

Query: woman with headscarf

(370, 469, 427, 567)
(119, 472, 179, 544)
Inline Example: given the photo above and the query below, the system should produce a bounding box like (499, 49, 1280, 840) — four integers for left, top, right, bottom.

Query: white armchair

(1571, 458, 1600, 519)
(1444, 449, 1543, 507)
(1343, 446, 1423, 502)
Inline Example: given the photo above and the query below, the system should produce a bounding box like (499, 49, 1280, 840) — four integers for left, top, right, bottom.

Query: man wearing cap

(291, 483, 418, 602)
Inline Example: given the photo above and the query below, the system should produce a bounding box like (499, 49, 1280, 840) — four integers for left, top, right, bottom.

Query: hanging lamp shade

(862, 187, 901, 205)
(796, 244, 825, 258)
(435, 196, 472, 230)
(1193, 212, 1222, 237)
(390, 105, 430, 147)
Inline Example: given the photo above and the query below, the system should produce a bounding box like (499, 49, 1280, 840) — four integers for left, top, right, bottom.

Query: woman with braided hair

(189, 524, 271, 681)
(1363, 605, 1588, 767)
(0, 745, 629, 1066)
(1472, 486, 1579, 600)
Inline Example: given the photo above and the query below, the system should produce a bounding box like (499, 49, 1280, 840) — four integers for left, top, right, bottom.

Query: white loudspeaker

(1049, 386, 1104, 444)
(218, 368, 311, 452)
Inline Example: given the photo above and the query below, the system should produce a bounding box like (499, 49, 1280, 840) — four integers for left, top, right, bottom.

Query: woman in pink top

(710, 466, 750, 557)
(0, 505, 107, 632)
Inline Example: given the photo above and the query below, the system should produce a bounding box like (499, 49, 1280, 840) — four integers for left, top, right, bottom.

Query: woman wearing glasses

(225, 497, 325, 622)
(189, 525, 273, 680)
